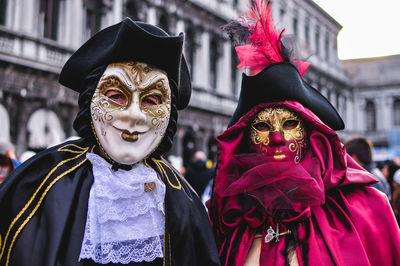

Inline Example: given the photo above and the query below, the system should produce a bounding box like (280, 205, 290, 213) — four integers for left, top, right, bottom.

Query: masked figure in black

(0, 18, 220, 266)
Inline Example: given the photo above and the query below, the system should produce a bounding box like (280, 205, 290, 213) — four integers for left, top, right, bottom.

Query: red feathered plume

(235, 0, 309, 76)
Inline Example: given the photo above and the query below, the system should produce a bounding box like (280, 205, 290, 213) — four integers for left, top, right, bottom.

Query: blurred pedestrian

(344, 136, 391, 200)
(185, 151, 214, 197)
(0, 140, 21, 168)
(0, 153, 14, 184)
(0, 140, 19, 184)
(382, 159, 400, 193)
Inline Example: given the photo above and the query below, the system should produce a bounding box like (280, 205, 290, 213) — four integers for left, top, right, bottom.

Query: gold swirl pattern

(90, 95, 115, 124)
(250, 107, 306, 163)
(127, 62, 152, 85)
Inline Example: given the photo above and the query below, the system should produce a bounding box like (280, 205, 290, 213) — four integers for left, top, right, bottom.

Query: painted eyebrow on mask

(97, 73, 131, 92)
(138, 75, 169, 92)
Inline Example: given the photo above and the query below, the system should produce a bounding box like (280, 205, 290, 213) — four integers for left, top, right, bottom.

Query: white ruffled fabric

(79, 153, 165, 264)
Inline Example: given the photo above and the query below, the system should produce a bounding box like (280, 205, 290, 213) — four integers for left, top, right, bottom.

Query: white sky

(312, 0, 400, 59)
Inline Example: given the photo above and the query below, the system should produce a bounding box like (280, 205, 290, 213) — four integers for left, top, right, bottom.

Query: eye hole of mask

(105, 90, 128, 106)
(283, 120, 299, 130)
(141, 94, 162, 107)
(253, 122, 272, 131)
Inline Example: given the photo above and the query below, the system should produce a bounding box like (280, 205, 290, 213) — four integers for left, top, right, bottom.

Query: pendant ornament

(264, 225, 291, 243)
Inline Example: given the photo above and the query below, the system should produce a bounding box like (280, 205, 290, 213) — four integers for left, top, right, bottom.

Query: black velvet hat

(59, 17, 191, 110)
(224, 0, 344, 130)
(228, 62, 345, 130)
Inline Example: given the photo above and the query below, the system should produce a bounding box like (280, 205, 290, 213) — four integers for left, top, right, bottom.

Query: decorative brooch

(265, 225, 291, 243)
(144, 182, 156, 192)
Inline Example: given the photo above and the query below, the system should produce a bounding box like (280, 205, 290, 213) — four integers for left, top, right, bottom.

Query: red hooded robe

(209, 101, 400, 266)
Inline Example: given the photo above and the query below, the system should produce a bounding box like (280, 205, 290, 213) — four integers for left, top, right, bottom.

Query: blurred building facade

(0, 0, 397, 165)
(342, 55, 400, 147)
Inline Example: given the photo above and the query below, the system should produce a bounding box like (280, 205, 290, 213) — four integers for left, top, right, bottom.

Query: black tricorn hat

(59, 18, 191, 110)
(228, 62, 345, 130)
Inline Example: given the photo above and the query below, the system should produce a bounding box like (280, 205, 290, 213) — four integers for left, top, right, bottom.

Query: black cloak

(0, 138, 220, 266)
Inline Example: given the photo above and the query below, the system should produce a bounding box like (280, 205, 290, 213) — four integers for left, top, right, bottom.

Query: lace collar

(79, 153, 165, 264)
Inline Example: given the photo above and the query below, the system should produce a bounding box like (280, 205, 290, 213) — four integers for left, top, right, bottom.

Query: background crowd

(2, 135, 400, 224)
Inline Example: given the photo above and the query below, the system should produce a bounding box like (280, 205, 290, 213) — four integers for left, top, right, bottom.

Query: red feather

(236, 0, 309, 76)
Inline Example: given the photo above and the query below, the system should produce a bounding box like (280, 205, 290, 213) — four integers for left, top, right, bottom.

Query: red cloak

(209, 101, 400, 265)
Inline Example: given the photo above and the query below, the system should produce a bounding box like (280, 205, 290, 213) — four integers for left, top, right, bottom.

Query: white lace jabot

(79, 153, 165, 264)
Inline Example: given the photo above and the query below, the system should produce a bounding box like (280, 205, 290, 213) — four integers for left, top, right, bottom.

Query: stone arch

(27, 108, 66, 151)
(0, 104, 10, 141)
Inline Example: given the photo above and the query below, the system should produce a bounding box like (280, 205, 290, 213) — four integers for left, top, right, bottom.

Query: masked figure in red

(209, 1, 400, 265)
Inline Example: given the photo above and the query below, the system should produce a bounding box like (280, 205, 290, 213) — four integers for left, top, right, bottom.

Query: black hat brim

(228, 62, 345, 130)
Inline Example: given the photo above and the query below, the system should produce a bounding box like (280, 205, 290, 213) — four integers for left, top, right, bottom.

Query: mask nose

(269, 131, 285, 146)
(118, 96, 147, 129)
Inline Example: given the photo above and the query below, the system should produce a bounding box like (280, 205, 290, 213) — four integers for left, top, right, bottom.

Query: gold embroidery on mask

(140, 79, 171, 110)
(96, 75, 131, 109)
(250, 107, 306, 163)
(91, 93, 115, 124)
(92, 62, 172, 128)
(127, 62, 153, 85)
(140, 78, 171, 135)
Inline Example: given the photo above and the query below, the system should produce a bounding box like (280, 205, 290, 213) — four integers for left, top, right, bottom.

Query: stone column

(297, 9, 305, 43)
(330, 90, 337, 110)
(329, 32, 335, 65)
(147, 6, 157, 25)
(193, 29, 210, 89)
(63, 0, 72, 46)
(0, 104, 10, 141)
(6, 0, 15, 28)
(309, 17, 317, 57)
(202, 31, 211, 90)
(280, 1, 289, 30)
(378, 94, 391, 131)
(113, 0, 123, 23)
(386, 96, 395, 130)
(345, 96, 353, 131)
(271, 0, 280, 22)
(176, 19, 185, 36)
(319, 87, 328, 98)
(357, 97, 367, 132)
(336, 93, 342, 116)
(12, 0, 22, 31)
(319, 27, 326, 61)
(71, 0, 84, 49)
(20, 0, 35, 34)
(217, 40, 232, 96)
(188, 25, 200, 87)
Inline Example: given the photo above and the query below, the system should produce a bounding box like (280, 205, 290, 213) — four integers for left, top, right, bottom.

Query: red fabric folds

(219, 153, 325, 212)
(209, 101, 400, 266)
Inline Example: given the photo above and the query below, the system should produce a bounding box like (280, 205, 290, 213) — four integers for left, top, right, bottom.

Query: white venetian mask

(90, 62, 171, 165)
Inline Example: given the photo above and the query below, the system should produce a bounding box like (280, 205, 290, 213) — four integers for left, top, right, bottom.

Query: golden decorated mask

(90, 61, 171, 165)
(250, 107, 306, 163)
